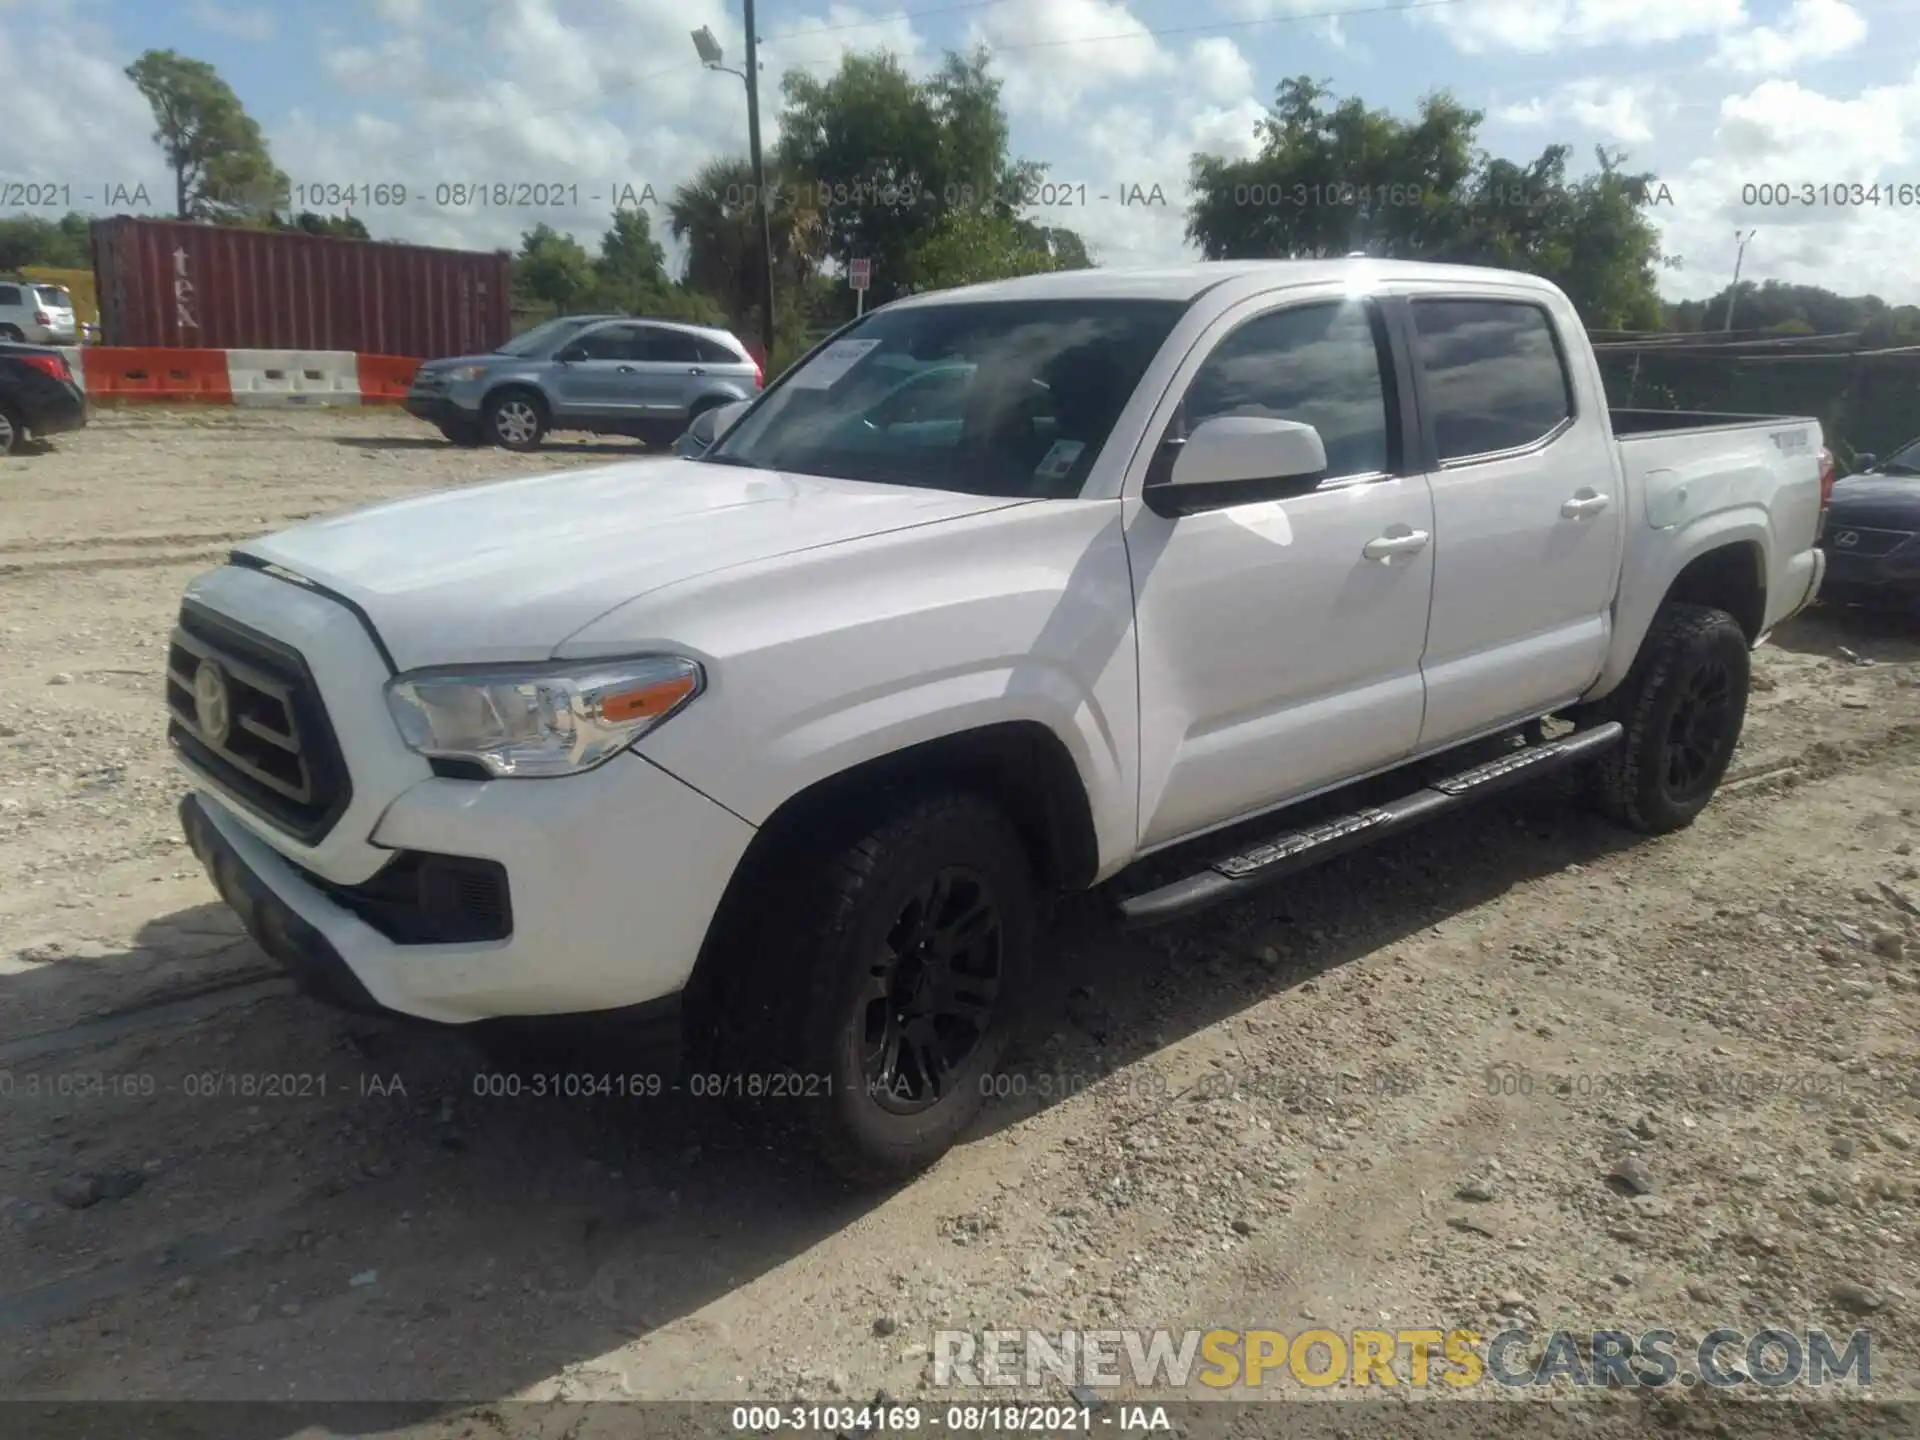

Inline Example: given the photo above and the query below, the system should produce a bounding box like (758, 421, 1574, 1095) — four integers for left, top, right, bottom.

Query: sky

(4, 0, 1920, 303)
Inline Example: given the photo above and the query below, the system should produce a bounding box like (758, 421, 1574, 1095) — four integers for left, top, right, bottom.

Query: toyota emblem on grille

(1834, 530, 1860, 548)
(194, 660, 232, 745)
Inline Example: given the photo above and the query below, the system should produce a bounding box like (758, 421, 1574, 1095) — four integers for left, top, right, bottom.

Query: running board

(1114, 722, 1624, 928)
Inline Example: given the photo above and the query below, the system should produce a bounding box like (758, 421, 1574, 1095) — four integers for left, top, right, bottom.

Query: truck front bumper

(179, 751, 756, 1027)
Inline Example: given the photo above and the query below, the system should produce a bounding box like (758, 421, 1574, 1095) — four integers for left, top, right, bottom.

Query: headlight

(445, 364, 489, 382)
(384, 656, 703, 778)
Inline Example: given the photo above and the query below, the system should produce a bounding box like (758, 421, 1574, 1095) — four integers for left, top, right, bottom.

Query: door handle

(687, 366, 707, 375)
(1562, 491, 1610, 519)
(1362, 529, 1431, 562)
(615, 365, 636, 374)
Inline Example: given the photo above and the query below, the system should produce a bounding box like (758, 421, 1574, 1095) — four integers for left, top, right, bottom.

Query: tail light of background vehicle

(1816, 446, 1836, 541)
(753, 359, 764, 390)
(33, 311, 51, 327)
(18, 352, 73, 385)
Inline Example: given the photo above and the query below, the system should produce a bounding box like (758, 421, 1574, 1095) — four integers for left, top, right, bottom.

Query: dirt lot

(2, 409, 1918, 1433)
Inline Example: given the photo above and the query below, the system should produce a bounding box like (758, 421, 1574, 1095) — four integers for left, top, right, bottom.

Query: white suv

(0, 280, 79, 344)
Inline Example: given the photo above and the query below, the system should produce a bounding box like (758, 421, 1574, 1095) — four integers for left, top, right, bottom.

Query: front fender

(564, 499, 1143, 877)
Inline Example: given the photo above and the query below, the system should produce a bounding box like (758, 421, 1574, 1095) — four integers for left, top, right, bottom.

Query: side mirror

(555, 346, 585, 364)
(1145, 415, 1328, 517)
(1854, 452, 1877, 470)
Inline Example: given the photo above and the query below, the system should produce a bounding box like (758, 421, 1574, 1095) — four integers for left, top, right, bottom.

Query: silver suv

(0, 280, 79, 345)
(403, 314, 763, 452)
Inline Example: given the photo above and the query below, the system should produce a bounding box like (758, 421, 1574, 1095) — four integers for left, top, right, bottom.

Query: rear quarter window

(1411, 299, 1575, 463)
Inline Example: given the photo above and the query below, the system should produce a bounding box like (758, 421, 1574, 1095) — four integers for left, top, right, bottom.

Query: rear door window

(0, 285, 22, 306)
(1410, 299, 1574, 463)
(639, 328, 704, 364)
(694, 335, 743, 364)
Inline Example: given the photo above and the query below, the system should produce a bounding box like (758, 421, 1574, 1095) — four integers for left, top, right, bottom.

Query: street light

(692, 20, 776, 366)
(1723, 229, 1757, 332)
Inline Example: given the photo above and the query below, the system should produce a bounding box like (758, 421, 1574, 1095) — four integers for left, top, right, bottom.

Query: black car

(1822, 440, 1920, 614)
(0, 341, 87, 455)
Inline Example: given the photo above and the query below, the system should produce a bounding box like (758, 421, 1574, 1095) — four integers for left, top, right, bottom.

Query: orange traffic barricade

(356, 353, 420, 404)
(81, 347, 234, 404)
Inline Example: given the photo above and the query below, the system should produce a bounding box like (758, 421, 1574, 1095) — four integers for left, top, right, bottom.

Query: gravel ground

(2, 409, 1918, 1434)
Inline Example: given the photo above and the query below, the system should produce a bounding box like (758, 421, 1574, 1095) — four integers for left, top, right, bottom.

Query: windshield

(35, 286, 72, 308)
(706, 299, 1187, 498)
(496, 315, 600, 357)
(1876, 438, 1920, 474)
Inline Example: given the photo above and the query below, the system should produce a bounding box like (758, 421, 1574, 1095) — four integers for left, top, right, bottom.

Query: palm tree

(669, 156, 823, 333)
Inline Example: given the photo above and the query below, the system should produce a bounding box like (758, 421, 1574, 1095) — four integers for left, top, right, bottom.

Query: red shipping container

(90, 217, 511, 359)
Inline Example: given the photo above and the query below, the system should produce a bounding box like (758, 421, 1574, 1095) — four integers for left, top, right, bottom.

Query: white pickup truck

(168, 260, 1829, 1183)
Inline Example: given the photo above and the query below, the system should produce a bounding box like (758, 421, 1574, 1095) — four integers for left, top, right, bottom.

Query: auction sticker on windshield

(1034, 439, 1085, 482)
(789, 338, 883, 389)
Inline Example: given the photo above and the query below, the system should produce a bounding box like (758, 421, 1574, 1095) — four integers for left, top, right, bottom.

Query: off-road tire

(1584, 603, 1751, 834)
(0, 325, 24, 343)
(737, 791, 1035, 1187)
(0, 400, 23, 455)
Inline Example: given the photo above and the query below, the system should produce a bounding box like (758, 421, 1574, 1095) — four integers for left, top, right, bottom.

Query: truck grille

(165, 601, 352, 843)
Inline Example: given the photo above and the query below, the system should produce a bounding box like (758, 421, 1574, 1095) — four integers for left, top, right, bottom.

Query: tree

(510, 223, 596, 311)
(0, 213, 92, 270)
(668, 157, 822, 337)
(905, 211, 1079, 292)
(125, 49, 286, 222)
(773, 46, 1085, 306)
(1186, 78, 1666, 329)
(594, 207, 668, 294)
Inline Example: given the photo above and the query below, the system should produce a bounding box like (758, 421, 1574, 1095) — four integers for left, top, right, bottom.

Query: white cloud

(1500, 78, 1676, 144)
(972, 0, 1174, 123)
(1428, 0, 1747, 52)
(0, 11, 169, 202)
(193, 2, 275, 41)
(1188, 37, 1255, 107)
(1712, 0, 1866, 75)
(1653, 68, 1920, 298)
(369, 0, 429, 23)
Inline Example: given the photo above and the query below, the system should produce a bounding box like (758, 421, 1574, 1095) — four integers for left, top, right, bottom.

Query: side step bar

(1114, 721, 1624, 928)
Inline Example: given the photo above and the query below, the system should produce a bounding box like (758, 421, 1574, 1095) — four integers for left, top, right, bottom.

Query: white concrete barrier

(57, 346, 85, 393)
(225, 350, 362, 406)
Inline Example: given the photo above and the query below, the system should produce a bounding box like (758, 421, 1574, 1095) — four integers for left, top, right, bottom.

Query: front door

(1127, 295, 1437, 849)
(549, 322, 647, 422)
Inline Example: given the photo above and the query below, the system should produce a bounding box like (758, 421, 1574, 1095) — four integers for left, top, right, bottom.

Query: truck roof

(886, 258, 1564, 307)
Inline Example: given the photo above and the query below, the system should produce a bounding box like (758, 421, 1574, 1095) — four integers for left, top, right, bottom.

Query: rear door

(1401, 292, 1624, 749)
(632, 326, 708, 419)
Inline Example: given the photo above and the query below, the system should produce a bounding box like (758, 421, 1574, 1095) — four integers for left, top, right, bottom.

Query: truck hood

(235, 458, 1030, 670)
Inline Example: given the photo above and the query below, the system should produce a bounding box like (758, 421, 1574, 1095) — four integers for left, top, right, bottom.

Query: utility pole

(1723, 229, 1756, 332)
(743, 0, 776, 366)
(692, 14, 778, 366)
